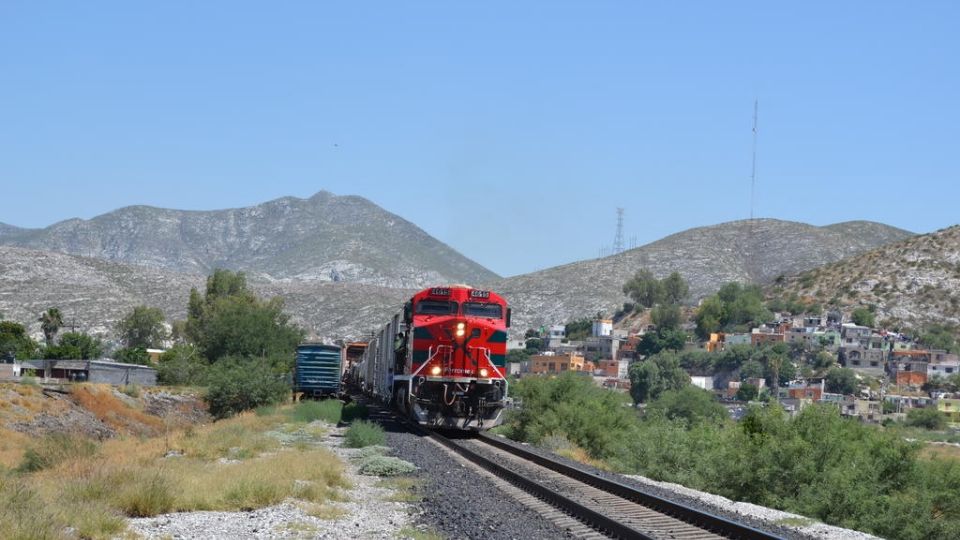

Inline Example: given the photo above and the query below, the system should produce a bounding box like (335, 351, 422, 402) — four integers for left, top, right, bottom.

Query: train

(350, 285, 512, 430)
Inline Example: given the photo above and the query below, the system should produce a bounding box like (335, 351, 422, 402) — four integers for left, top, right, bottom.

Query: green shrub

(357, 455, 416, 476)
(204, 357, 290, 419)
(905, 407, 948, 430)
(17, 433, 98, 473)
(341, 402, 369, 422)
(344, 420, 386, 448)
(290, 400, 342, 424)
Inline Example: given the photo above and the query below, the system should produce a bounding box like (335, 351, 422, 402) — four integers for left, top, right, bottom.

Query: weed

(397, 525, 445, 540)
(344, 420, 386, 448)
(351, 445, 390, 460)
(17, 433, 98, 473)
(357, 455, 416, 476)
(379, 476, 422, 502)
(114, 470, 175, 517)
(120, 384, 141, 398)
(289, 400, 342, 424)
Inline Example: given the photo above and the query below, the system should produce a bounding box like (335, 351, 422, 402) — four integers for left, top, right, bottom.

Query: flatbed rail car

(353, 285, 512, 430)
(293, 343, 342, 399)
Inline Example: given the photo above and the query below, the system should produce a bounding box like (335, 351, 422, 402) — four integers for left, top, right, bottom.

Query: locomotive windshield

(463, 302, 502, 318)
(416, 300, 458, 315)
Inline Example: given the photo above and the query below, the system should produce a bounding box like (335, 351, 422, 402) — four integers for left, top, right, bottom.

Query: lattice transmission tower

(613, 208, 625, 255)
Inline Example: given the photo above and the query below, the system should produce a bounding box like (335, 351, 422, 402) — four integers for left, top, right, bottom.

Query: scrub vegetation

(0, 405, 350, 539)
(501, 372, 960, 540)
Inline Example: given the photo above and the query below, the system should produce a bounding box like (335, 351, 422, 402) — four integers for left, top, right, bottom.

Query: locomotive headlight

(430, 365, 441, 376)
(456, 322, 466, 337)
(479, 368, 489, 378)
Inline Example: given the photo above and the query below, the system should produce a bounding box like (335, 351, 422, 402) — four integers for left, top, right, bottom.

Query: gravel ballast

(373, 409, 576, 540)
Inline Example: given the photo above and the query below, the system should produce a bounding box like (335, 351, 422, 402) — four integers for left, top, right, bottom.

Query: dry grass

(0, 408, 350, 539)
(555, 445, 613, 471)
(71, 384, 166, 435)
(919, 444, 960, 461)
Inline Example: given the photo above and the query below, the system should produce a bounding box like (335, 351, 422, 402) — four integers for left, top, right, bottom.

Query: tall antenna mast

(750, 99, 758, 221)
(613, 208, 625, 254)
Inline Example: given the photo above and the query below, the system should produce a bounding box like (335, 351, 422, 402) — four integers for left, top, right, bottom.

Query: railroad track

(420, 427, 783, 540)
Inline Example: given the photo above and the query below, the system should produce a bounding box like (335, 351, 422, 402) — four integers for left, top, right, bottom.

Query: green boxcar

(294, 343, 342, 399)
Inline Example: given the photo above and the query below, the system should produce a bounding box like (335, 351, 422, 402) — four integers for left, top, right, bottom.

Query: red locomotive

(353, 285, 511, 430)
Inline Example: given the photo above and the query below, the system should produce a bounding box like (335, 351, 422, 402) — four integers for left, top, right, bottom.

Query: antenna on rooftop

(613, 208, 625, 254)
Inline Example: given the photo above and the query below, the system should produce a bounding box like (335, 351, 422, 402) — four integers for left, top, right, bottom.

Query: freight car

(353, 285, 511, 430)
(293, 343, 342, 399)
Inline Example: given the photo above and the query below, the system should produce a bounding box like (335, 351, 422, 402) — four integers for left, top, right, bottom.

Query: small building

(584, 335, 622, 361)
(18, 359, 157, 386)
(839, 399, 883, 423)
(784, 379, 826, 400)
(592, 319, 613, 337)
(530, 353, 587, 375)
(594, 359, 628, 380)
(937, 398, 960, 427)
(890, 351, 930, 388)
(751, 325, 786, 347)
(690, 375, 714, 391)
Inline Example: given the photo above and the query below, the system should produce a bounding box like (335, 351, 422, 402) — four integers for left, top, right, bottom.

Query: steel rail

(476, 432, 783, 540)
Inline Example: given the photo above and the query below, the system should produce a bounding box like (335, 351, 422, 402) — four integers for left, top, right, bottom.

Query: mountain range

(0, 191, 497, 288)
(773, 225, 960, 330)
(0, 192, 918, 340)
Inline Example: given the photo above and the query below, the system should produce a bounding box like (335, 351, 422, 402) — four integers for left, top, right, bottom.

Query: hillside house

(937, 399, 960, 427)
(890, 351, 930, 388)
(751, 325, 786, 347)
(594, 359, 628, 379)
(584, 335, 622, 361)
(783, 379, 826, 400)
(928, 351, 960, 379)
(530, 353, 587, 374)
(839, 399, 883, 423)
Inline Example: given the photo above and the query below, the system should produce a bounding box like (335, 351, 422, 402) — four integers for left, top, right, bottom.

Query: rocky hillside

(490, 219, 913, 332)
(773, 225, 960, 330)
(0, 191, 498, 288)
(0, 246, 410, 341)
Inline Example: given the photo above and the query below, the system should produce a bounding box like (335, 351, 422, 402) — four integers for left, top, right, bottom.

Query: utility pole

(750, 99, 758, 221)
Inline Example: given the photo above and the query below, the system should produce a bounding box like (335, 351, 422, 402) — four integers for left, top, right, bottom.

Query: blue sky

(2, 2, 957, 277)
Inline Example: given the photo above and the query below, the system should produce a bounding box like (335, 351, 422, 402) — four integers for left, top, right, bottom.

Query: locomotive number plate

(470, 290, 490, 298)
(431, 288, 451, 296)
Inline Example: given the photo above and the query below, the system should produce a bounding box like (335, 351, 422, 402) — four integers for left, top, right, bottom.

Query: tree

(185, 269, 303, 363)
(506, 349, 530, 364)
(851, 308, 875, 328)
(113, 346, 151, 366)
(629, 351, 690, 404)
(564, 318, 592, 341)
(825, 367, 858, 395)
(0, 320, 40, 360)
(812, 351, 837, 371)
(646, 386, 727, 424)
(44, 332, 103, 360)
(524, 338, 543, 352)
(661, 272, 689, 305)
(918, 325, 957, 353)
(622, 269, 664, 308)
(38, 308, 63, 346)
(636, 328, 688, 357)
(905, 407, 947, 430)
(736, 383, 759, 402)
(650, 304, 682, 331)
(694, 296, 723, 339)
(157, 344, 208, 386)
(116, 305, 168, 349)
(740, 359, 764, 380)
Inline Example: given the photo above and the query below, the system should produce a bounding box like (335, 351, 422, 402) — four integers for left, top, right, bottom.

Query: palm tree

(38, 307, 64, 347)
